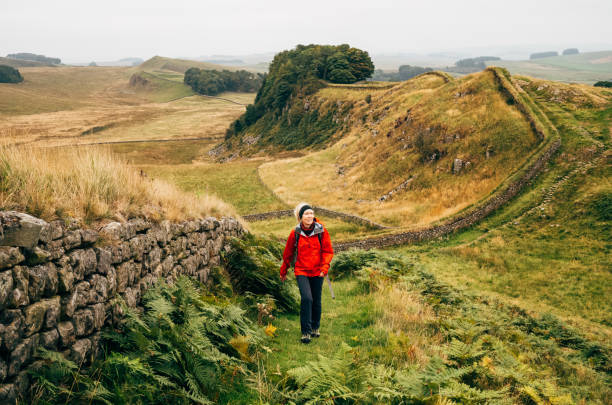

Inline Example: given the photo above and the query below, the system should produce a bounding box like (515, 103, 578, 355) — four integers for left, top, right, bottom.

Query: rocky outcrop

(0, 213, 244, 403)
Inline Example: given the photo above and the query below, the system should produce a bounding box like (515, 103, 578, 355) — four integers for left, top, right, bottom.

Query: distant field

(0, 63, 253, 147)
(138, 55, 241, 73)
(139, 159, 288, 215)
(487, 50, 612, 84)
(0, 66, 136, 115)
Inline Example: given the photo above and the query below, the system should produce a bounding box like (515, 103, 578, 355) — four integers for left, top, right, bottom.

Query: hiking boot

(301, 333, 311, 344)
(311, 329, 320, 338)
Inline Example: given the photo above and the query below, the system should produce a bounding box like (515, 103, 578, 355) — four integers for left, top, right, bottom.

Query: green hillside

(138, 55, 240, 74)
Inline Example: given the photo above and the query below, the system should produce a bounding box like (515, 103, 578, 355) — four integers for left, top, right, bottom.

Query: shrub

(184, 68, 264, 96)
(0, 65, 23, 83)
(594, 81, 612, 88)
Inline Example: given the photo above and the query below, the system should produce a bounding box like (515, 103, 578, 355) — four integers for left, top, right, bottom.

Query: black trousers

(296, 275, 324, 335)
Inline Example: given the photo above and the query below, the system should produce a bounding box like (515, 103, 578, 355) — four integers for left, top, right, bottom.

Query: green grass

(392, 80, 612, 330)
(109, 139, 219, 165)
(141, 160, 288, 215)
(131, 71, 195, 102)
(262, 279, 380, 371)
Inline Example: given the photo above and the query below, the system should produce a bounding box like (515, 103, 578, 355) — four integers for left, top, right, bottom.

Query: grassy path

(264, 279, 374, 371)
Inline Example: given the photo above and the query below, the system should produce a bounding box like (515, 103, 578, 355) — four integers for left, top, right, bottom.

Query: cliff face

(0, 211, 245, 402)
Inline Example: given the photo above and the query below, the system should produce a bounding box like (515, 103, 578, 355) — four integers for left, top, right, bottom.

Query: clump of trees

(0, 65, 23, 83)
(226, 44, 374, 138)
(184, 68, 264, 96)
(530, 51, 558, 60)
(562, 48, 579, 55)
(372, 65, 433, 81)
(7, 52, 61, 65)
(594, 81, 612, 88)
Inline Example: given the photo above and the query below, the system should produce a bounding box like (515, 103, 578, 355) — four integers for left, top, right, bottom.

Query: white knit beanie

(294, 202, 312, 222)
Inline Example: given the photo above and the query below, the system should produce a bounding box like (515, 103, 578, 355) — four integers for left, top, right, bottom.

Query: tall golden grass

(0, 144, 237, 224)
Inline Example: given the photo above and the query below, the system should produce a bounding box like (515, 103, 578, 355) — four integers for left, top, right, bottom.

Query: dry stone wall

(0, 211, 244, 403)
(242, 206, 389, 230)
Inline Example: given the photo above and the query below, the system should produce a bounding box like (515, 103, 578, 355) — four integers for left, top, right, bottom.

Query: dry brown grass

(0, 144, 237, 224)
(371, 281, 442, 365)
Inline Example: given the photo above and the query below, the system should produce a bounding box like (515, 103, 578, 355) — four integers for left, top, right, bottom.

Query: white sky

(2, 0, 611, 62)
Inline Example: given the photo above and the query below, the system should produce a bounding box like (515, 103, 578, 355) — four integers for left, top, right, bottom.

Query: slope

(258, 69, 549, 228)
(138, 55, 241, 74)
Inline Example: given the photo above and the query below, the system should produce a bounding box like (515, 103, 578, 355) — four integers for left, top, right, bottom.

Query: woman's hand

(280, 274, 287, 282)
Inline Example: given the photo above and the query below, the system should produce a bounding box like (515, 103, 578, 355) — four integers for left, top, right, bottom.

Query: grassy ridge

(138, 56, 240, 74)
(259, 69, 542, 228)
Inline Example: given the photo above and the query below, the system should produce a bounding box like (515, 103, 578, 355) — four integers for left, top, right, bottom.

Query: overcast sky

(2, 0, 612, 62)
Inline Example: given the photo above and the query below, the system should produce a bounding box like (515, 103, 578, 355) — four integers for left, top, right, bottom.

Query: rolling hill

(486, 50, 612, 84)
(226, 68, 572, 229)
(138, 55, 241, 74)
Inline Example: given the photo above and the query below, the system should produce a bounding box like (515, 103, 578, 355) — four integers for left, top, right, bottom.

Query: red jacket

(280, 219, 334, 278)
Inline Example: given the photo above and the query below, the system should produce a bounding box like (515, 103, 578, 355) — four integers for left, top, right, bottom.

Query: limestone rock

(41, 328, 59, 350)
(0, 271, 13, 308)
(69, 249, 97, 280)
(27, 263, 58, 301)
(57, 321, 75, 347)
(100, 221, 122, 240)
(0, 211, 49, 249)
(23, 301, 47, 336)
(24, 246, 51, 266)
(80, 229, 99, 245)
(70, 338, 92, 365)
(95, 247, 111, 274)
(63, 230, 83, 250)
(0, 247, 25, 270)
(73, 308, 94, 336)
(11, 266, 29, 307)
(0, 310, 24, 352)
(57, 264, 75, 293)
(88, 274, 109, 303)
(91, 303, 105, 330)
(8, 334, 39, 376)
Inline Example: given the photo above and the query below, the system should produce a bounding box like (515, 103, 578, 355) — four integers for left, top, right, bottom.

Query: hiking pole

(325, 275, 335, 299)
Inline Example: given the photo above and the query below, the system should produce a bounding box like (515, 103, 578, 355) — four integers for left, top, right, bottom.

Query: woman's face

(301, 209, 315, 227)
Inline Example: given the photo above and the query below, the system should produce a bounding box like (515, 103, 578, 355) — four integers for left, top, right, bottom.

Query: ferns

(223, 233, 300, 313)
(30, 277, 264, 404)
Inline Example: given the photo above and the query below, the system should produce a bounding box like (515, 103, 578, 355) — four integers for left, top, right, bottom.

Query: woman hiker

(280, 203, 334, 344)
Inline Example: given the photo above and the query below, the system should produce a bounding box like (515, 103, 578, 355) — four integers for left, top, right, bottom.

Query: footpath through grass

(245, 248, 612, 404)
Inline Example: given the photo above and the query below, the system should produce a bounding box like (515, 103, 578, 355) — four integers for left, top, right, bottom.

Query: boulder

(0, 211, 49, 249)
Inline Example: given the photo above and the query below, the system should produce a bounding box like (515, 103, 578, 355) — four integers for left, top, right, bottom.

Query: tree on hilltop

(226, 44, 375, 139)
